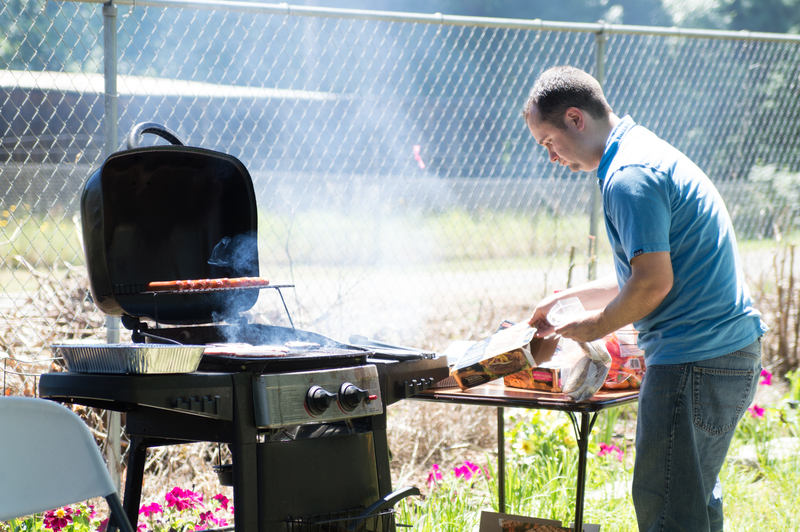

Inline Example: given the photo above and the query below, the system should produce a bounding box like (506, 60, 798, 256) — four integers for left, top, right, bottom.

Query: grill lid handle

(126, 122, 186, 149)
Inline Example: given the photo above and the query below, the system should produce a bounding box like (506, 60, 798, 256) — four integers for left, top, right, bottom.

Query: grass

(0, 198, 785, 282)
(0, 205, 84, 291)
(258, 208, 607, 266)
(0, 206, 604, 289)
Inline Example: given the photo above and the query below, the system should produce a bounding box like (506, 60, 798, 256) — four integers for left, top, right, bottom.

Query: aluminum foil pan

(52, 343, 205, 374)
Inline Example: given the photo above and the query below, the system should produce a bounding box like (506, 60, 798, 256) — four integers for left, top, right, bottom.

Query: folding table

(414, 383, 639, 532)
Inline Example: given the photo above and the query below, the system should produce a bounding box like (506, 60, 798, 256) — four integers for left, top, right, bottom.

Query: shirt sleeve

(604, 164, 672, 263)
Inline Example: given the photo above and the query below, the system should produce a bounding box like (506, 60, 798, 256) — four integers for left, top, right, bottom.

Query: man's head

(522, 66, 612, 127)
(523, 66, 617, 173)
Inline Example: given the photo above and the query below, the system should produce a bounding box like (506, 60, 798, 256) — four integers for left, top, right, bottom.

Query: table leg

(497, 406, 505, 514)
(568, 412, 597, 532)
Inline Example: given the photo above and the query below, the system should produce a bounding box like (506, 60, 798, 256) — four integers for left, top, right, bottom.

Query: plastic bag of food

(546, 298, 611, 401)
(601, 330, 646, 390)
(558, 338, 612, 401)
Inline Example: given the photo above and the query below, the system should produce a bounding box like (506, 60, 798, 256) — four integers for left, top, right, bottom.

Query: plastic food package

(601, 327, 646, 390)
(503, 366, 562, 392)
(559, 338, 612, 401)
(449, 321, 537, 390)
(546, 298, 611, 401)
(547, 298, 585, 326)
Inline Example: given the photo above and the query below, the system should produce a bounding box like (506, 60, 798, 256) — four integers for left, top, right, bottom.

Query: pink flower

(139, 502, 163, 517)
(198, 510, 229, 530)
(43, 507, 74, 532)
(760, 369, 772, 386)
(749, 404, 765, 418)
(426, 464, 443, 487)
(197, 511, 213, 530)
(137, 522, 148, 532)
(212, 493, 230, 511)
(598, 443, 624, 461)
(165, 487, 203, 512)
(454, 461, 483, 480)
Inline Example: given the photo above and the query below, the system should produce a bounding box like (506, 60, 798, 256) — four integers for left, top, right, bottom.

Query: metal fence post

(102, 0, 122, 493)
(588, 23, 608, 282)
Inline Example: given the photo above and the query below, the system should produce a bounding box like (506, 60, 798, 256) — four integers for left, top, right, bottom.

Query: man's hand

(528, 294, 560, 337)
(527, 274, 619, 337)
(553, 309, 607, 342)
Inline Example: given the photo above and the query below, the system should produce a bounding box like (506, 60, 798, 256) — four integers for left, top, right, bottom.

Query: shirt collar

(598, 115, 636, 183)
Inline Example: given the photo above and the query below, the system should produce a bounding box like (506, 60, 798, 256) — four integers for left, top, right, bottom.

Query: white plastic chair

(0, 397, 134, 532)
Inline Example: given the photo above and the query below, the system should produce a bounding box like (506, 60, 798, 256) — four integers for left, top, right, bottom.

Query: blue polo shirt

(598, 116, 768, 365)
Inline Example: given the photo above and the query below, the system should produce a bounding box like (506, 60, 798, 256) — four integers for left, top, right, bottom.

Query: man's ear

(565, 107, 585, 130)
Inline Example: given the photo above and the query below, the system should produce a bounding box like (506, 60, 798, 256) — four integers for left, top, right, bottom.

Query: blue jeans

(632, 338, 762, 532)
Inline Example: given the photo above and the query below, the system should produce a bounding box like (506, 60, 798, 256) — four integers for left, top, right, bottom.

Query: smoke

(208, 232, 259, 277)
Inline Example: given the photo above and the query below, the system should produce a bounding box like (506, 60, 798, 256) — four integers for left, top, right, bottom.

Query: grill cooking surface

(136, 323, 373, 373)
(200, 347, 371, 373)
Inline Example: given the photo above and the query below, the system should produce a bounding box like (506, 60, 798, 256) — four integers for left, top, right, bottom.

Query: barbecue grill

(39, 123, 449, 532)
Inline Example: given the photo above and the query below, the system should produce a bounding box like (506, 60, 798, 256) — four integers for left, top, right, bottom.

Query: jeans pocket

(692, 366, 755, 435)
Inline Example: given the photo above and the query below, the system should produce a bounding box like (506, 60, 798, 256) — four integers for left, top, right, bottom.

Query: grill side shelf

(39, 372, 236, 421)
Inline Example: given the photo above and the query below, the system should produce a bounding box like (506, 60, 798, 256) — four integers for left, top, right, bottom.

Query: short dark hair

(522, 66, 613, 128)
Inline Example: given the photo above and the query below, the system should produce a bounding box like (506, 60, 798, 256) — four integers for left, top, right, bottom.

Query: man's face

(525, 106, 595, 173)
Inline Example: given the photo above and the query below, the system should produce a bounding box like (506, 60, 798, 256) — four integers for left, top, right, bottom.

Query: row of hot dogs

(146, 277, 270, 293)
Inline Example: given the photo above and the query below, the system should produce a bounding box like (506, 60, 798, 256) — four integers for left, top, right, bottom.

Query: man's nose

(548, 147, 558, 162)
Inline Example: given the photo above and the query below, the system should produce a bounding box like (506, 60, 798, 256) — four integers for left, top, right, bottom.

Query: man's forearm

(598, 253, 673, 333)
(552, 274, 620, 310)
(547, 252, 673, 342)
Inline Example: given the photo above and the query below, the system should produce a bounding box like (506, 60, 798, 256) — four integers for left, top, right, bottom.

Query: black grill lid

(81, 123, 259, 325)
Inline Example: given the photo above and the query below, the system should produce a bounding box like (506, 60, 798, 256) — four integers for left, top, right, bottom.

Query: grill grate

(285, 509, 396, 532)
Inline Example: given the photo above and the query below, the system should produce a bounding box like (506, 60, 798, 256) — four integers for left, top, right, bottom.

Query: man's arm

(528, 273, 620, 336)
(553, 251, 673, 341)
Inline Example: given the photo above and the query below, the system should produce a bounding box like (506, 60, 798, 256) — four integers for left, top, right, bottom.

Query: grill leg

(231, 373, 260, 532)
(122, 435, 147, 529)
(371, 411, 394, 498)
(231, 441, 258, 531)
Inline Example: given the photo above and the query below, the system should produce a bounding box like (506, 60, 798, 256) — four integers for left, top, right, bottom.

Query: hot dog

(146, 277, 270, 293)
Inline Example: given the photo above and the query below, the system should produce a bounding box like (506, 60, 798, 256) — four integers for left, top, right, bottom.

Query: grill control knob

(339, 383, 372, 411)
(306, 386, 338, 415)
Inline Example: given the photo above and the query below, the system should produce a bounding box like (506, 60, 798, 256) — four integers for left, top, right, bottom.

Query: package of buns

(502, 333, 572, 393)
(449, 321, 537, 390)
(503, 367, 561, 392)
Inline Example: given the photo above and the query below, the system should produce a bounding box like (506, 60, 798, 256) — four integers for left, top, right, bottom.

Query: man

(522, 66, 768, 532)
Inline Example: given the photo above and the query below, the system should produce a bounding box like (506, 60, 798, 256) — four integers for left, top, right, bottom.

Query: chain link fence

(3, 1, 800, 397)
